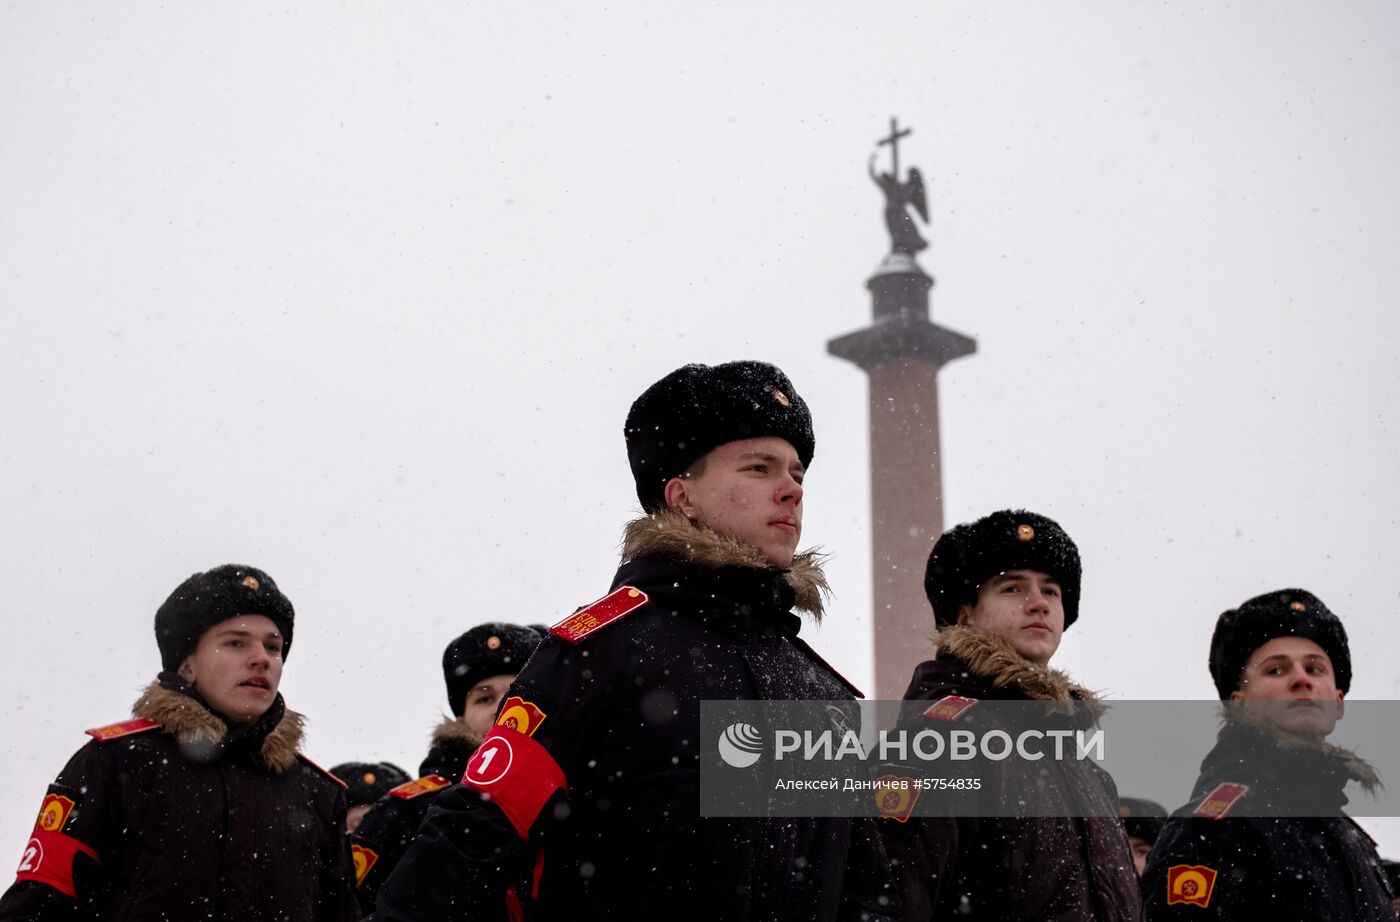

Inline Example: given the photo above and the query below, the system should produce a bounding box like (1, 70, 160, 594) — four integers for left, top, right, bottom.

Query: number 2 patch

(15, 787, 99, 897)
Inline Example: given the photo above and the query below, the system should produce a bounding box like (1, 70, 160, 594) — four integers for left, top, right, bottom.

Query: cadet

(331, 762, 411, 833)
(0, 564, 359, 922)
(374, 361, 897, 921)
(1142, 589, 1395, 920)
(882, 510, 1142, 921)
(1118, 798, 1167, 878)
(349, 622, 543, 913)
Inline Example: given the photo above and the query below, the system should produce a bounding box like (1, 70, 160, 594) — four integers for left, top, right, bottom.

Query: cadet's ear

(663, 477, 698, 519)
(177, 657, 196, 684)
(955, 603, 974, 627)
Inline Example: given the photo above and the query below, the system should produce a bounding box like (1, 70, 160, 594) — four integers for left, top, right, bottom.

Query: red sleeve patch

(550, 586, 649, 643)
(389, 774, 452, 800)
(462, 726, 567, 839)
(496, 697, 547, 737)
(873, 774, 922, 823)
(351, 844, 378, 885)
(34, 794, 76, 835)
(1166, 864, 1219, 907)
(84, 718, 160, 742)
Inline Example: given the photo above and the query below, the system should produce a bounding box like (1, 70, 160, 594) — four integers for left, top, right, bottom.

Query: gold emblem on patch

(362, 772, 376, 785)
(36, 794, 76, 833)
(242, 576, 260, 590)
(1016, 524, 1035, 541)
(873, 774, 921, 823)
(487, 635, 501, 650)
(1289, 601, 1306, 613)
(352, 844, 379, 884)
(1166, 864, 1218, 907)
(773, 388, 791, 407)
(497, 696, 548, 737)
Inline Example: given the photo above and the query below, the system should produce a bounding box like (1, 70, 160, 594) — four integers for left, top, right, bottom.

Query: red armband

(14, 828, 99, 898)
(462, 726, 567, 839)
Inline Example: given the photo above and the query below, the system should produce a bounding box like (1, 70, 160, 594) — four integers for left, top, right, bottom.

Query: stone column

(828, 254, 976, 700)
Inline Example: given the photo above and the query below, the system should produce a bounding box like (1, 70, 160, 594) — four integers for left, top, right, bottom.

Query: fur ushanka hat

(1209, 588, 1351, 699)
(924, 509, 1082, 629)
(442, 623, 545, 716)
(624, 361, 814, 513)
(155, 564, 295, 671)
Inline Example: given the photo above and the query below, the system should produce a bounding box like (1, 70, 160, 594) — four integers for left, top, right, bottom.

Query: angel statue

(869, 118, 928, 255)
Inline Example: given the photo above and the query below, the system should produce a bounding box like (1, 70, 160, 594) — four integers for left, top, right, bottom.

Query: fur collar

(621, 509, 829, 619)
(1223, 705, 1381, 794)
(936, 625, 1103, 715)
(133, 682, 304, 773)
(430, 715, 485, 752)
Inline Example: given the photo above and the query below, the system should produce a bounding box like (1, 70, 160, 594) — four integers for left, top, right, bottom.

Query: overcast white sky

(3, 1, 1399, 859)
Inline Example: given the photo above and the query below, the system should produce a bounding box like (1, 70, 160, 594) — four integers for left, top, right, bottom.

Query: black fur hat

(1118, 797, 1167, 844)
(442, 623, 545, 716)
(1209, 589, 1351, 699)
(924, 509, 1082, 629)
(624, 361, 815, 513)
(155, 564, 295, 671)
(330, 762, 411, 807)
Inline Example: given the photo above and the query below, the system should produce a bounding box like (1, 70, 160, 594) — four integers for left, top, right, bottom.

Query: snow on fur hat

(155, 564, 295, 671)
(624, 361, 815, 513)
(1209, 588, 1351, 699)
(442, 623, 545, 716)
(924, 509, 1082, 629)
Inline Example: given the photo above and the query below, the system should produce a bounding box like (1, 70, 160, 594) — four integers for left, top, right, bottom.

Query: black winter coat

(1142, 717, 1396, 920)
(374, 511, 900, 922)
(350, 719, 481, 914)
(881, 626, 1143, 922)
(0, 680, 359, 922)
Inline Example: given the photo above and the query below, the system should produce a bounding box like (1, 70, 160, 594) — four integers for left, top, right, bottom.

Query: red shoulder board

(551, 586, 649, 643)
(85, 718, 160, 742)
(1192, 782, 1249, 819)
(390, 774, 452, 800)
(298, 753, 348, 788)
(923, 695, 980, 722)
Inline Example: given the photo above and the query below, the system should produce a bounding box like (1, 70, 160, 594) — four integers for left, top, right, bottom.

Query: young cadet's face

(462, 673, 517, 740)
(664, 436, 805, 569)
(177, 614, 285, 726)
(956, 569, 1065, 665)
(346, 805, 372, 835)
(1127, 836, 1153, 877)
(1230, 636, 1343, 738)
